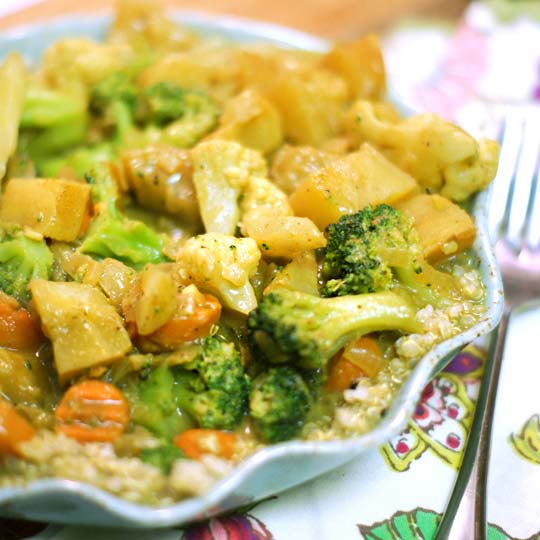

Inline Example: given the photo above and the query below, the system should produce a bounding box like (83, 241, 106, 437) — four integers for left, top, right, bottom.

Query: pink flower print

(183, 514, 274, 540)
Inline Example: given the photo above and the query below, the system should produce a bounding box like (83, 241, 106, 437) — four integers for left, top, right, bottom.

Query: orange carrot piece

(174, 428, 237, 460)
(342, 335, 385, 377)
(149, 288, 221, 348)
(55, 380, 130, 443)
(0, 399, 36, 457)
(0, 293, 42, 350)
(325, 354, 365, 392)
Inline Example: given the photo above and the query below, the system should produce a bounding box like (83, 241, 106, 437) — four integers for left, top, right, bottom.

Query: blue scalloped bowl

(0, 13, 504, 528)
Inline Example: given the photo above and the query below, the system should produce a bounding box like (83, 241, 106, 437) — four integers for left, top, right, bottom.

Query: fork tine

(488, 111, 523, 241)
(523, 134, 540, 249)
(503, 107, 540, 250)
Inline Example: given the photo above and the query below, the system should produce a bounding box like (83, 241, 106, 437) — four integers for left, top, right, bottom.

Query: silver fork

(435, 105, 540, 540)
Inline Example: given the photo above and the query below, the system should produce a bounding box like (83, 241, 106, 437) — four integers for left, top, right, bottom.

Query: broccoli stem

(249, 290, 423, 371)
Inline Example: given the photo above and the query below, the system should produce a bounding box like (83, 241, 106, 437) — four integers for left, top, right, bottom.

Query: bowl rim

(0, 12, 504, 528)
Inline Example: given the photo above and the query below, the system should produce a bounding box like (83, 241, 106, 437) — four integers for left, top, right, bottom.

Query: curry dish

(0, 0, 498, 504)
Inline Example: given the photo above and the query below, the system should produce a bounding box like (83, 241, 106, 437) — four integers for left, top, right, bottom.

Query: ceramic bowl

(0, 13, 504, 528)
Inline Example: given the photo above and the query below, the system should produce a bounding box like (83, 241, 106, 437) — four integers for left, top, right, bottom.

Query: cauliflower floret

(240, 175, 293, 235)
(441, 138, 500, 201)
(191, 140, 267, 235)
(344, 101, 499, 201)
(176, 232, 261, 314)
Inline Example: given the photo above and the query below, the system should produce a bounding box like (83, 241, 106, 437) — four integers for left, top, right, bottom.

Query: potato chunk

(244, 216, 326, 259)
(208, 88, 283, 155)
(290, 143, 418, 230)
(267, 67, 348, 145)
(270, 144, 338, 195)
(30, 280, 132, 381)
(321, 34, 386, 100)
(121, 145, 200, 227)
(0, 178, 91, 241)
(396, 194, 476, 262)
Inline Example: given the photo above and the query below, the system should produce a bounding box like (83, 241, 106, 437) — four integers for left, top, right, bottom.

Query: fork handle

(434, 309, 511, 540)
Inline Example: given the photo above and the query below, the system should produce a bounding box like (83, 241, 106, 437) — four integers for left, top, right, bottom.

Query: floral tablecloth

(2, 1, 540, 539)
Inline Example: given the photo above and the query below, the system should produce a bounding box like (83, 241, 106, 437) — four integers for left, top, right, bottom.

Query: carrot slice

(325, 354, 366, 392)
(326, 337, 384, 392)
(342, 336, 385, 377)
(0, 399, 35, 457)
(55, 380, 129, 443)
(0, 293, 42, 350)
(174, 428, 237, 460)
(149, 286, 221, 348)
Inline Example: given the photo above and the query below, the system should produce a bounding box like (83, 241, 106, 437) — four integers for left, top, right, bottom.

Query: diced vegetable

(176, 233, 261, 315)
(0, 292, 42, 350)
(270, 144, 338, 195)
(0, 224, 53, 304)
(120, 145, 200, 226)
(264, 250, 319, 296)
(0, 399, 36, 457)
(243, 216, 326, 259)
(148, 285, 221, 348)
(209, 88, 283, 154)
(0, 178, 91, 242)
(191, 140, 267, 235)
(396, 193, 476, 262)
(321, 34, 386, 100)
(289, 143, 418, 230)
(173, 428, 237, 460)
(341, 336, 385, 378)
(30, 280, 132, 381)
(267, 66, 347, 145)
(325, 354, 365, 393)
(0, 53, 26, 180)
(54, 380, 130, 443)
(126, 265, 178, 336)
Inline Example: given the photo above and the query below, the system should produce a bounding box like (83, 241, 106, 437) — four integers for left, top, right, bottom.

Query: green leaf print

(509, 414, 540, 465)
(357, 508, 519, 540)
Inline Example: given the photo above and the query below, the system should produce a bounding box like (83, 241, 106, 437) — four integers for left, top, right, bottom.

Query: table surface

(0, 0, 469, 38)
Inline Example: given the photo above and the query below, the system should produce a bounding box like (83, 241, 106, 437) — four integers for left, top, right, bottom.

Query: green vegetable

(90, 72, 139, 117)
(38, 143, 116, 179)
(21, 87, 87, 128)
(248, 288, 422, 372)
(79, 163, 169, 269)
(142, 82, 220, 147)
(322, 204, 462, 307)
(140, 443, 184, 473)
(20, 87, 88, 162)
(249, 367, 311, 443)
(174, 335, 252, 430)
(132, 362, 194, 440)
(0, 224, 53, 303)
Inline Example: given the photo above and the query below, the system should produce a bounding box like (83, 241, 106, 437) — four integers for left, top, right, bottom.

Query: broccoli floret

(142, 83, 220, 147)
(90, 72, 139, 145)
(143, 82, 215, 125)
(132, 362, 194, 440)
(322, 204, 461, 307)
(174, 336, 252, 430)
(90, 72, 139, 117)
(249, 367, 311, 443)
(79, 163, 169, 269)
(20, 87, 88, 161)
(0, 224, 53, 303)
(248, 289, 422, 372)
